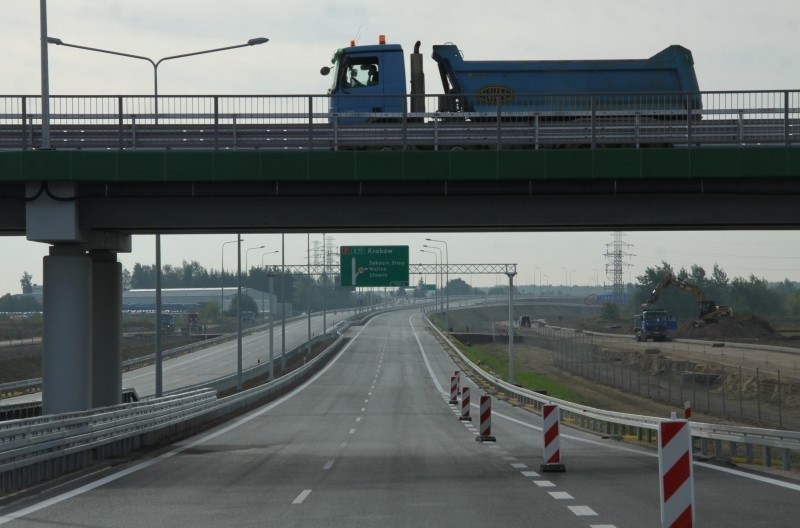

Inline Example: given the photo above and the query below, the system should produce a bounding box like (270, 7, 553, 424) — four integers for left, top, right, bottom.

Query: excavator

(643, 273, 733, 325)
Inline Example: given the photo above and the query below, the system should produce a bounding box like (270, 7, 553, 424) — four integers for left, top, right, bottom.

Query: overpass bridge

(0, 90, 799, 415)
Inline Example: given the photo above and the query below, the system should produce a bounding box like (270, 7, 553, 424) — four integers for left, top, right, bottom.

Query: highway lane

(1, 308, 797, 527)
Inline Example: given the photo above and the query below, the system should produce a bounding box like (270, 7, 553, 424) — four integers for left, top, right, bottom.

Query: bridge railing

(1, 90, 798, 151)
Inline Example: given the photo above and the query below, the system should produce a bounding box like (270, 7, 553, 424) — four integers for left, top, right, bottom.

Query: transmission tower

(604, 232, 634, 304)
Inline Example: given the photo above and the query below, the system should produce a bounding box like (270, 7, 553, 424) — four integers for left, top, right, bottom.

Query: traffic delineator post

(683, 401, 692, 420)
(449, 376, 459, 405)
(475, 394, 496, 442)
(454, 370, 461, 395)
(658, 419, 695, 528)
(459, 386, 472, 421)
(540, 404, 566, 472)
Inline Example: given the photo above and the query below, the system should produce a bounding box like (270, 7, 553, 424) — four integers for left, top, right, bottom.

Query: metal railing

(0, 91, 797, 151)
(426, 317, 800, 471)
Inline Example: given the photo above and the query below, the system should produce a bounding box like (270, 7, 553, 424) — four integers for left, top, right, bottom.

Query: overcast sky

(2, 1, 799, 295)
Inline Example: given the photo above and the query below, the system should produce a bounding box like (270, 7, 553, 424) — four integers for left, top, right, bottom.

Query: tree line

(630, 261, 800, 320)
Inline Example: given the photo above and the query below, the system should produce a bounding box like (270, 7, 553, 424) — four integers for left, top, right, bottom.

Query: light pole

(261, 250, 279, 380)
(420, 250, 439, 318)
(506, 271, 518, 385)
(47, 36, 269, 121)
(245, 245, 265, 301)
(535, 265, 541, 296)
(426, 239, 449, 331)
(423, 245, 444, 316)
(221, 238, 242, 331)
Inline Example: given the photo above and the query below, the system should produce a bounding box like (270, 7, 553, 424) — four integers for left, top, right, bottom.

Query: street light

(221, 238, 243, 331)
(422, 245, 444, 316)
(535, 265, 541, 297)
(261, 250, 279, 381)
(47, 36, 269, 121)
(420, 249, 439, 318)
(426, 238, 449, 332)
(245, 245, 266, 300)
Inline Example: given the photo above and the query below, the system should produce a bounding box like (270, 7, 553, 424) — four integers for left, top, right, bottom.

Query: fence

(531, 326, 799, 431)
(1, 90, 798, 150)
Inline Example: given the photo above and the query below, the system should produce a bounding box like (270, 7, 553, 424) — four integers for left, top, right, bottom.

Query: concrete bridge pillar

(91, 250, 122, 408)
(42, 246, 93, 415)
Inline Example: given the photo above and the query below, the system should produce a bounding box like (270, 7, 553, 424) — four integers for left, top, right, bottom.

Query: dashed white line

(520, 470, 540, 478)
(292, 489, 312, 504)
(533, 480, 556, 488)
(339, 442, 347, 448)
(361, 407, 366, 412)
(349, 428, 356, 434)
(568, 506, 598, 516)
(355, 417, 362, 422)
(510, 463, 528, 469)
(549, 491, 574, 500)
(322, 460, 335, 470)
(590, 525, 617, 528)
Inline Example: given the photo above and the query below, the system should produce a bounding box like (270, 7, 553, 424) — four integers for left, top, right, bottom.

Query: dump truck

(634, 309, 678, 342)
(322, 36, 700, 121)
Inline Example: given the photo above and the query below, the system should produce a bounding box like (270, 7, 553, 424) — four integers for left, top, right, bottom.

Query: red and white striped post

(449, 376, 459, 405)
(454, 370, 461, 395)
(683, 401, 692, 420)
(475, 394, 496, 442)
(658, 419, 695, 528)
(459, 386, 472, 421)
(540, 404, 566, 472)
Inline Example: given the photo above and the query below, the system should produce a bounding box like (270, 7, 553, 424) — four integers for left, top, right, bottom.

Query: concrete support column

(91, 250, 122, 408)
(42, 246, 92, 415)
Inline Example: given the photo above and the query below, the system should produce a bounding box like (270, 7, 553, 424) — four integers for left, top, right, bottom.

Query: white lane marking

(322, 460, 335, 470)
(361, 407, 366, 412)
(533, 480, 556, 488)
(590, 525, 618, 528)
(521, 470, 540, 478)
(364, 399, 369, 403)
(339, 442, 347, 449)
(568, 505, 598, 516)
(502, 456, 518, 461)
(510, 463, 528, 469)
(356, 417, 362, 422)
(0, 318, 369, 525)
(292, 489, 312, 504)
(349, 428, 356, 434)
(549, 491, 574, 500)
(368, 392, 372, 396)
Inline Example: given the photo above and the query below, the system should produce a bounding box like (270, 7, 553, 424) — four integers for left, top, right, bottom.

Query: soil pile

(672, 316, 777, 341)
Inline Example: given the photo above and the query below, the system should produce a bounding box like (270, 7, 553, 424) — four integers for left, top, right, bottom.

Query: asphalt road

(1, 308, 798, 527)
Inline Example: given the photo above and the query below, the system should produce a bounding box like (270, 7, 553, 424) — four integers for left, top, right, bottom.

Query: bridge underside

(1, 147, 800, 234)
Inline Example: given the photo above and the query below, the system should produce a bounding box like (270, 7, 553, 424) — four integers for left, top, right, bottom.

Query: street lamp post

(260, 250, 279, 318)
(47, 36, 269, 122)
(423, 245, 444, 316)
(221, 238, 242, 331)
(507, 271, 518, 385)
(426, 239, 449, 332)
(535, 265, 541, 297)
(420, 249, 439, 318)
(245, 245, 265, 301)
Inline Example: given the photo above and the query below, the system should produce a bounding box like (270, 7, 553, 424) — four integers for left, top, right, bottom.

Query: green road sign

(340, 246, 409, 287)
(422, 284, 436, 291)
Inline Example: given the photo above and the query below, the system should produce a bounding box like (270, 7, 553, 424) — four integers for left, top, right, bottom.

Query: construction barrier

(449, 376, 459, 405)
(459, 386, 472, 421)
(684, 401, 692, 420)
(540, 404, 566, 472)
(475, 394, 496, 442)
(454, 370, 461, 395)
(658, 419, 695, 528)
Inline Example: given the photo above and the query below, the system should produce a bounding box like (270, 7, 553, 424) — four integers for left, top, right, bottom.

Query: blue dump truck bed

(432, 44, 701, 114)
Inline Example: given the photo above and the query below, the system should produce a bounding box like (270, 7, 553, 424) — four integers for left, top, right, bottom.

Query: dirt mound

(672, 316, 777, 341)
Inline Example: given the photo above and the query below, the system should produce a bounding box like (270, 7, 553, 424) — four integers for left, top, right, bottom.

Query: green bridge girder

(2, 147, 800, 183)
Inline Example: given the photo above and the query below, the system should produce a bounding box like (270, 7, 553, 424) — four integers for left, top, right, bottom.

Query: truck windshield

(336, 56, 379, 90)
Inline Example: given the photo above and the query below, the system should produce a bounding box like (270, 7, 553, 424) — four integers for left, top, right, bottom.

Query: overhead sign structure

(340, 246, 409, 287)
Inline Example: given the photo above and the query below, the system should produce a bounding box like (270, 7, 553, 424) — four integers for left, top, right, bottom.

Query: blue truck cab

(325, 39, 407, 120)
(634, 309, 678, 342)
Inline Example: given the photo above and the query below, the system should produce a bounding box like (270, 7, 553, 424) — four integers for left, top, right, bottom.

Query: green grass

(455, 341, 581, 402)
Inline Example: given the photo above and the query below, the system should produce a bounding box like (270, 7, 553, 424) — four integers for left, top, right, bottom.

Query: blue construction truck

(634, 309, 678, 342)
(321, 36, 700, 120)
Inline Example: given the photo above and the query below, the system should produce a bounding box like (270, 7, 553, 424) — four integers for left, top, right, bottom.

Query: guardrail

(426, 317, 800, 471)
(0, 324, 351, 493)
(1, 91, 798, 150)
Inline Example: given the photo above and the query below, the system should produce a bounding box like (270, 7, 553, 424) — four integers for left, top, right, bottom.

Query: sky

(1, 1, 800, 296)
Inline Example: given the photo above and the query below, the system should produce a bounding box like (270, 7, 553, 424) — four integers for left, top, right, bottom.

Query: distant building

(123, 287, 286, 315)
